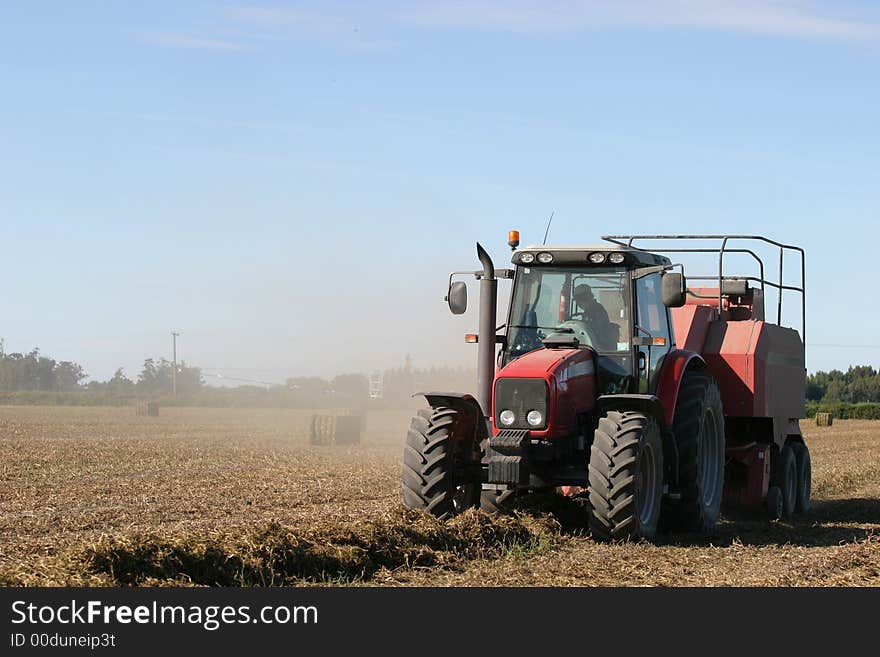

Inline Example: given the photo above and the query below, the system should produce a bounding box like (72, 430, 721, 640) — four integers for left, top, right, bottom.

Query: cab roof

(512, 245, 671, 267)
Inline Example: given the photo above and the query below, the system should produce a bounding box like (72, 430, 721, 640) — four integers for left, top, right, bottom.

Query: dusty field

(1, 405, 878, 586)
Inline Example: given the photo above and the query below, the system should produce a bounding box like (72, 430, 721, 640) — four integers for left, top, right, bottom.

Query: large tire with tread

(765, 486, 784, 520)
(772, 442, 798, 519)
(402, 407, 480, 519)
(588, 411, 664, 541)
(663, 370, 725, 532)
(791, 441, 812, 514)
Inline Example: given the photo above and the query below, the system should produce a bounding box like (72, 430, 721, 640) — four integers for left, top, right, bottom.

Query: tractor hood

(493, 347, 597, 438)
(500, 347, 580, 377)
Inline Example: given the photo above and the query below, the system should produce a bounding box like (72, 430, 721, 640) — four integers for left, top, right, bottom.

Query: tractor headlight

(608, 252, 625, 264)
(495, 378, 548, 430)
(519, 252, 535, 264)
(589, 252, 607, 264)
(537, 252, 554, 264)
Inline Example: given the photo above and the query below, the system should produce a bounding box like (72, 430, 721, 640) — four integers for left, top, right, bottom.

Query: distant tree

(174, 361, 203, 394)
(824, 379, 847, 403)
(108, 368, 135, 394)
(137, 358, 162, 392)
(807, 365, 880, 404)
(805, 381, 823, 401)
(54, 361, 87, 391)
(0, 349, 87, 391)
(285, 376, 331, 406)
(137, 358, 203, 394)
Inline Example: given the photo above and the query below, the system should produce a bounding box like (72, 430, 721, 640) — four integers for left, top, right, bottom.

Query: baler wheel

(588, 411, 663, 541)
(663, 371, 725, 532)
(772, 443, 798, 519)
(765, 486, 783, 519)
(791, 442, 812, 514)
(402, 407, 481, 519)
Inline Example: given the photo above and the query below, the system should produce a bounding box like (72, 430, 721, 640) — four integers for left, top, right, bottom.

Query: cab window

(635, 273, 672, 391)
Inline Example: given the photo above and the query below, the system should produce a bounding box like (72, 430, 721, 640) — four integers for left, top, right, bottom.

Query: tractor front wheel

(588, 411, 664, 541)
(402, 407, 481, 519)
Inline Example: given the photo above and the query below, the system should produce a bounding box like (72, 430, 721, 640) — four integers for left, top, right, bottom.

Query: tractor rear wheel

(588, 411, 664, 541)
(663, 371, 725, 532)
(772, 443, 798, 519)
(402, 407, 480, 519)
(792, 441, 812, 514)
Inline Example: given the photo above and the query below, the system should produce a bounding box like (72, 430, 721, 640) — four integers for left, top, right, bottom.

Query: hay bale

(309, 414, 336, 445)
(816, 412, 833, 427)
(309, 410, 364, 445)
(335, 412, 365, 445)
(135, 402, 159, 417)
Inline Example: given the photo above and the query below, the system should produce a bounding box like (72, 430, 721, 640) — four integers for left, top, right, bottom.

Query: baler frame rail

(602, 234, 805, 348)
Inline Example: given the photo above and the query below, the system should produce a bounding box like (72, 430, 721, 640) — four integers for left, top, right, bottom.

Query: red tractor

(402, 234, 808, 540)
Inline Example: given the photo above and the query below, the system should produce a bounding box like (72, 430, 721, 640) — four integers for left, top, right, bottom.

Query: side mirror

(662, 272, 687, 308)
(447, 281, 468, 315)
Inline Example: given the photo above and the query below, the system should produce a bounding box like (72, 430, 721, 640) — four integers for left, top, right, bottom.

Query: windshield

(506, 266, 631, 362)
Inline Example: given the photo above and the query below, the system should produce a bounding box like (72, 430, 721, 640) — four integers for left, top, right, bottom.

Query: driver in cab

(572, 283, 617, 351)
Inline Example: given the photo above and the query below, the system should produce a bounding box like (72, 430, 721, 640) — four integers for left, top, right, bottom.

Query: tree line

(806, 366, 880, 404)
(284, 365, 476, 407)
(0, 351, 203, 395)
(0, 348, 475, 408)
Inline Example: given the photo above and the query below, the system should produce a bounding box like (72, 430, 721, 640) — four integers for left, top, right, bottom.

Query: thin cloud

(396, 0, 880, 40)
(229, 1, 880, 42)
(220, 4, 398, 49)
(224, 6, 318, 28)
(138, 2, 880, 52)
(138, 32, 248, 51)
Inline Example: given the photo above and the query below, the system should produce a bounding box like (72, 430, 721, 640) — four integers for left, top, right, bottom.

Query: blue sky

(1, 1, 878, 382)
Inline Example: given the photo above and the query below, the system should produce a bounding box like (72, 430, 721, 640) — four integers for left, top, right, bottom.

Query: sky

(1, 1, 879, 384)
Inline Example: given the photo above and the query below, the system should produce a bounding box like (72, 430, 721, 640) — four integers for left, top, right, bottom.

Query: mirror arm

(447, 270, 482, 289)
(631, 262, 684, 280)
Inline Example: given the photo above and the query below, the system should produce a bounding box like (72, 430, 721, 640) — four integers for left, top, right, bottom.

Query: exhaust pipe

(476, 243, 497, 419)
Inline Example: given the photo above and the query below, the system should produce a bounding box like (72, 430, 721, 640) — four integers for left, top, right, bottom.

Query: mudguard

(596, 394, 667, 426)
(654, 349, 706, 426)
(417, 392, 490, 445)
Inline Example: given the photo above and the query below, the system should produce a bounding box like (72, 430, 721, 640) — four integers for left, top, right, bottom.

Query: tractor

(401, 234, 808, 540)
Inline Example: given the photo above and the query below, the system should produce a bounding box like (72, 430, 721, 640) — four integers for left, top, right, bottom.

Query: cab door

(634, 272, 672, 393)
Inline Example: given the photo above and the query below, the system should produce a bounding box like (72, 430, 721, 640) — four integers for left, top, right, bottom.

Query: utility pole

(171, 332, 179, 397)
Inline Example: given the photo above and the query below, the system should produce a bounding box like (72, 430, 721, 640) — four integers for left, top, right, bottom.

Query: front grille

(495, 378, 548, 430)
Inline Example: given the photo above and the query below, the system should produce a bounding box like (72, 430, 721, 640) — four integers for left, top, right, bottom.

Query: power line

(201, 372, 278, 386)
(200, 366, 284, 373)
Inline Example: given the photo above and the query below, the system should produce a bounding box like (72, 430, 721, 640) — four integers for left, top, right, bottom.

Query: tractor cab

(504, 245, 683, 396)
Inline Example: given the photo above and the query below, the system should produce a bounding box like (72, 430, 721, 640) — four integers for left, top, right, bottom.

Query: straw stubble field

(1, 406, 878, 586)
